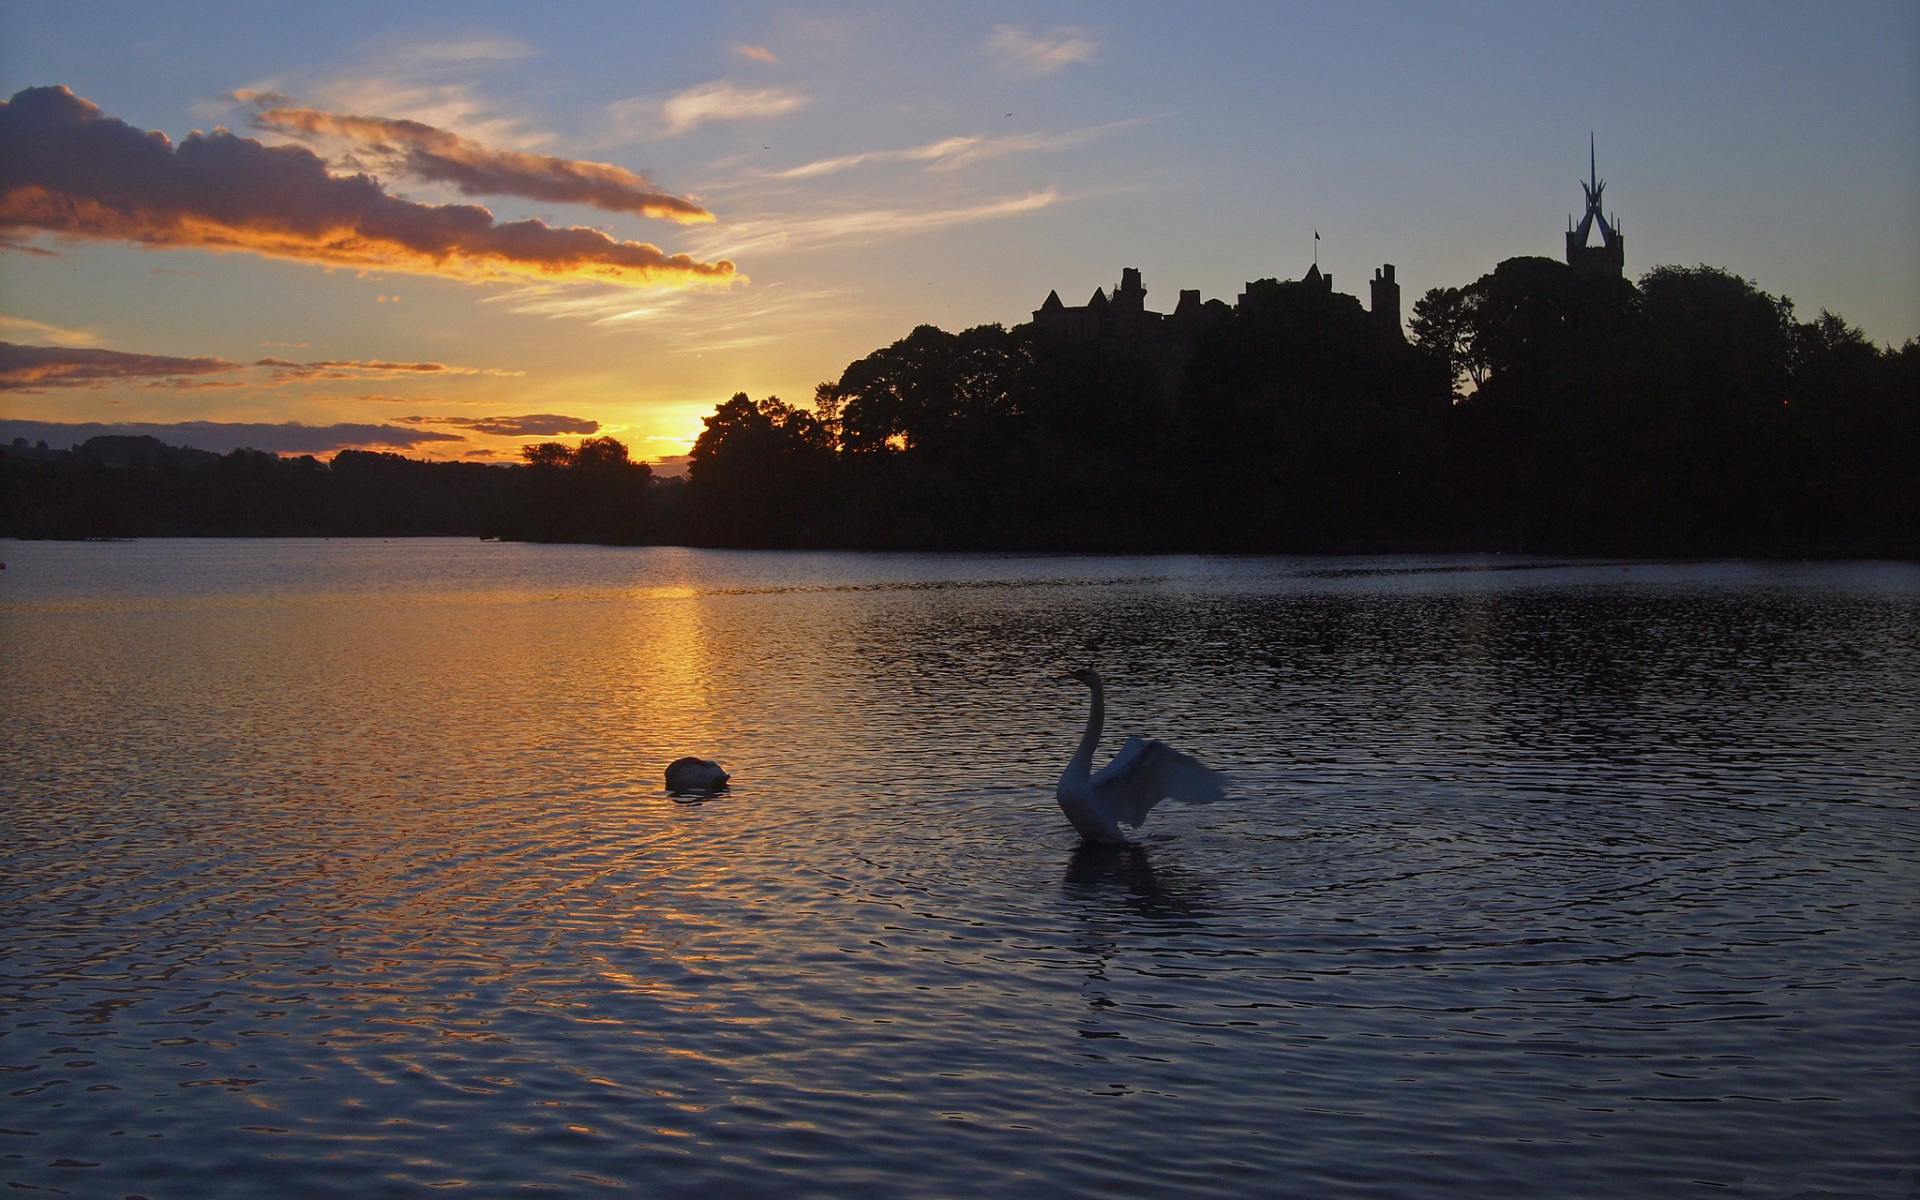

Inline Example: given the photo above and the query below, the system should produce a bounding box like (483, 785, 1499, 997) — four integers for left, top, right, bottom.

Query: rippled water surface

(4, 540, 1917, 1198)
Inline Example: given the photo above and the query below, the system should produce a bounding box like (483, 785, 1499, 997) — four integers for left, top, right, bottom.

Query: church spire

(1566, 133, 1625, 278)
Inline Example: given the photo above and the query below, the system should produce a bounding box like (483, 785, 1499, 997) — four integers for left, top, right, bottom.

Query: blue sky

(2, 1, 1915, 466)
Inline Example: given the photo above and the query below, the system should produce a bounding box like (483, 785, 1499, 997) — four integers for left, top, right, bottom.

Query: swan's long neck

(1065, 675, 1105, 785)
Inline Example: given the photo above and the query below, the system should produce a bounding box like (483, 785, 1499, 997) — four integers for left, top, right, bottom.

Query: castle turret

(1370, 264, 1402, 338)
(1110, 267, 1147, 317)
(1030, 289, 1067, 326)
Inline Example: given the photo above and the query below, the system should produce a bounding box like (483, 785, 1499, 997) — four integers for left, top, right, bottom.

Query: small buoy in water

(665, 757, 729, 794)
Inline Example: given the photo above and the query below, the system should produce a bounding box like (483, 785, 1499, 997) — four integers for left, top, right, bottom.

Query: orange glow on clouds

(0, 87, 735, 289)
(243, 97, 717, 223)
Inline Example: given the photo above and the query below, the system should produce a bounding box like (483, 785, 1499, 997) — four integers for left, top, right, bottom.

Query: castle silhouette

(1021, 139, 1623, 371)
(1023, 259, 1404, 387)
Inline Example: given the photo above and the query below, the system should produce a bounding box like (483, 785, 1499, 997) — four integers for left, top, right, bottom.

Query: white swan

(665, 757, 729, 794)
(1056, 667, 1227, 844)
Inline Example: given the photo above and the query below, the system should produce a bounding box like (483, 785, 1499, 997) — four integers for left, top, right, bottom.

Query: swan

(1056, 667, 1227, 844)
(665, 757, 729, 794)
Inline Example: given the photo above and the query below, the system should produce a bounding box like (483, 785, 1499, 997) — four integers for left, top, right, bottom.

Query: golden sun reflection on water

(8, 542, 1916, 1199)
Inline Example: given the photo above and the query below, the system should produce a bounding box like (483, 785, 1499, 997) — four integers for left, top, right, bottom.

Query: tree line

(682, 258, 1915, 555)
(4, 256, 1913, 555)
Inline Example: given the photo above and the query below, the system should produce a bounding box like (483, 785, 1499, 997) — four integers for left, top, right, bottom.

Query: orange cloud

(732, 44, 778, 63)
(243, 98, 715, 223)
(0, 86, 735, 288)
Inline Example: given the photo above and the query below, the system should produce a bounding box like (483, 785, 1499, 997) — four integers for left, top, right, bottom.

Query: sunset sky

(3, 1, 1915, 469)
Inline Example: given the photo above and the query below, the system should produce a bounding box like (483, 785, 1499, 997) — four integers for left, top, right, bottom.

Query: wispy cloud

(485, 280, 854, 356)
(0, 86, 736, 288)
(986, 26, 1099, 75)
(253, 357, 526, 383)
(615, 80, 811, 138)
(483, 283, 702, 327)
(389, 33, 537, 64)
(771, 120, 1142, 179)
(699, 189, 1062, 257)
(227, 33, 547, 153)
(242, 95, 714, 222)
(732, 44, 778, 64)
(0, 315, 101, 346)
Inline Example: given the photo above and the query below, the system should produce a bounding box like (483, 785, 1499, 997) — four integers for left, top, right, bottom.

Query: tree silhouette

(501, 435, 652, 542)
(8, 253, 1910, 555)
(686, 393, 835, 545)
(1408, 284, 1489, 397)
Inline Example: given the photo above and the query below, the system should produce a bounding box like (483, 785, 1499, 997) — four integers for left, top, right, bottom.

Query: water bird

(1056, 667, 1227, 844)
(665, 757, 729, 794)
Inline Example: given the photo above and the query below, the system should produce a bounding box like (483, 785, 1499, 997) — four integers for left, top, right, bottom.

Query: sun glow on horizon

(0, 4, 1912, 468)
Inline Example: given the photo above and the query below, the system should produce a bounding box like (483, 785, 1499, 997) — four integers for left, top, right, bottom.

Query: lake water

(3, 539, 1916, 1199)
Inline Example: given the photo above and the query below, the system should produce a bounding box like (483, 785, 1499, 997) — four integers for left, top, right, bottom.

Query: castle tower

(1370, 264, 1402, 337)
(1565, 134, 1625, 279)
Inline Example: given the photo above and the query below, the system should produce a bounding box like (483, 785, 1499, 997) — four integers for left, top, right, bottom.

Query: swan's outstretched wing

(1090, 736, 1228, 829)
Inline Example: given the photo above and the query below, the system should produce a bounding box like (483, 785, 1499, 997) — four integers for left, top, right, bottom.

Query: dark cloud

(0, 341, 520, 390)
(0, 418, 465, 456)
(243, 98, 714, 223)
(0, 341, 239, 390)
(402, 413, 600, 437)
(0, 86, 736, 287)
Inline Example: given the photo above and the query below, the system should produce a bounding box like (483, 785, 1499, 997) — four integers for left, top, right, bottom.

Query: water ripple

(2, 543, 1915, 1198)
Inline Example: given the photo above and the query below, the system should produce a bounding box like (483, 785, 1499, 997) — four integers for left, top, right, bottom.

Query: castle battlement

(1026, 259, 1404, 383)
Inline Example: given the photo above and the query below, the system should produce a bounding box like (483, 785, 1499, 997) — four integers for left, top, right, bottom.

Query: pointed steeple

(1566, 133, 1625, 278)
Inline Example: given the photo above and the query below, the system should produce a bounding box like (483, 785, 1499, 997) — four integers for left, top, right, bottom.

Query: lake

(2, 539, 1916, 1199)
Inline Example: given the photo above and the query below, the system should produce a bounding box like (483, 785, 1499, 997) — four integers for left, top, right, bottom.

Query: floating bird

(1056, 668, 1227, 844)
(665, 757, 730, 794)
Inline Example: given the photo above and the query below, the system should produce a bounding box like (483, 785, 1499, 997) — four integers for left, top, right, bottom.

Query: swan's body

(665, 757, 729, 793)
(1056, 668, 1226, 844)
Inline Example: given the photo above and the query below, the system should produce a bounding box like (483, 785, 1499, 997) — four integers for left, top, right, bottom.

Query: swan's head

(1062, 666, 1101, 687)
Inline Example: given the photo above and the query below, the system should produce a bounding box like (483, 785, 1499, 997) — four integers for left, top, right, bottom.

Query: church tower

(1565, 134, 1624, 279)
